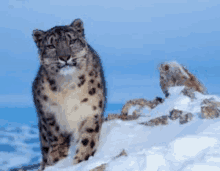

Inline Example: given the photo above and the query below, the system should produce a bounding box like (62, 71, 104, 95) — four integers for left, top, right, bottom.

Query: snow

(2, 86, 220, 171)
(0, 125, 41, 171)
(43, 86, 220, 171)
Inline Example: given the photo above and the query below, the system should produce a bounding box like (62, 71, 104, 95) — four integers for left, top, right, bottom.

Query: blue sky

(0, 0, 220, 107)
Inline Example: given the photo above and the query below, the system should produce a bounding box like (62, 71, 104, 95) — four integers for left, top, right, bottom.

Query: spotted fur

(32, 19, 106, 170)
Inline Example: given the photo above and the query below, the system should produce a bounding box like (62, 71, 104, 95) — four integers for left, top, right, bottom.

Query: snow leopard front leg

(73, 114, 102, 164)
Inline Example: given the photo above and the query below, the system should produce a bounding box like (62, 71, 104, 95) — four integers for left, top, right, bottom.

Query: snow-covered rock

(41, 85, 220, 171)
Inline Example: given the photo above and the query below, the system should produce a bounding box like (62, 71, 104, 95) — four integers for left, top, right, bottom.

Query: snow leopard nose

(59, 56, 71, 62)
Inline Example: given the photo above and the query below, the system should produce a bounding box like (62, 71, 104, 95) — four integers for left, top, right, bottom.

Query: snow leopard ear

(32, 29, 45, 48)
(70, 18, 84, 36)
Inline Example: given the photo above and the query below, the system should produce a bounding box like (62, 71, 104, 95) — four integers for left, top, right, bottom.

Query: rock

(114, 149, 128, 159)
(120, 97, 164, 118)
(179, 112, 193, 124)
(105, 113, 140, 121)
(151, 97, 164, 109)
(140, 116, 169, 126)
(169, 109, 193, 124)
(201, 99, 220, 119)
(121, 98, 151, 116)
(181, 87, 196, 99)
(159, 61, 207, 98)
(105, 113, 123, 121)
(90, 164, 107, 171)
(90, 149, 127, 171)
(169, 109, 182, 120)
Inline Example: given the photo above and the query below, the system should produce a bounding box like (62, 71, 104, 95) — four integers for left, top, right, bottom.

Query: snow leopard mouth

(59, 64, 77, 75)
(59, 62, 77, 69)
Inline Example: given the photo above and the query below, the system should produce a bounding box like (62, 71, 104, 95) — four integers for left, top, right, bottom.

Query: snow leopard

(32, 18, 106, 170)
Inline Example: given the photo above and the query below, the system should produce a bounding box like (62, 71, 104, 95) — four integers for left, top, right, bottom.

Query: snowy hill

(7, 61, 220, 171)
(43, 86, 220, 171)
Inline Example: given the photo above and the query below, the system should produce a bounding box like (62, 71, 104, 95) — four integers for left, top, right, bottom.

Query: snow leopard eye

(70, 39, 77, 45)
(47, 45, 55, 49)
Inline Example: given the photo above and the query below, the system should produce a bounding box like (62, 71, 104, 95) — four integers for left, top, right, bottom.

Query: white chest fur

(43, 76, 93, 135)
